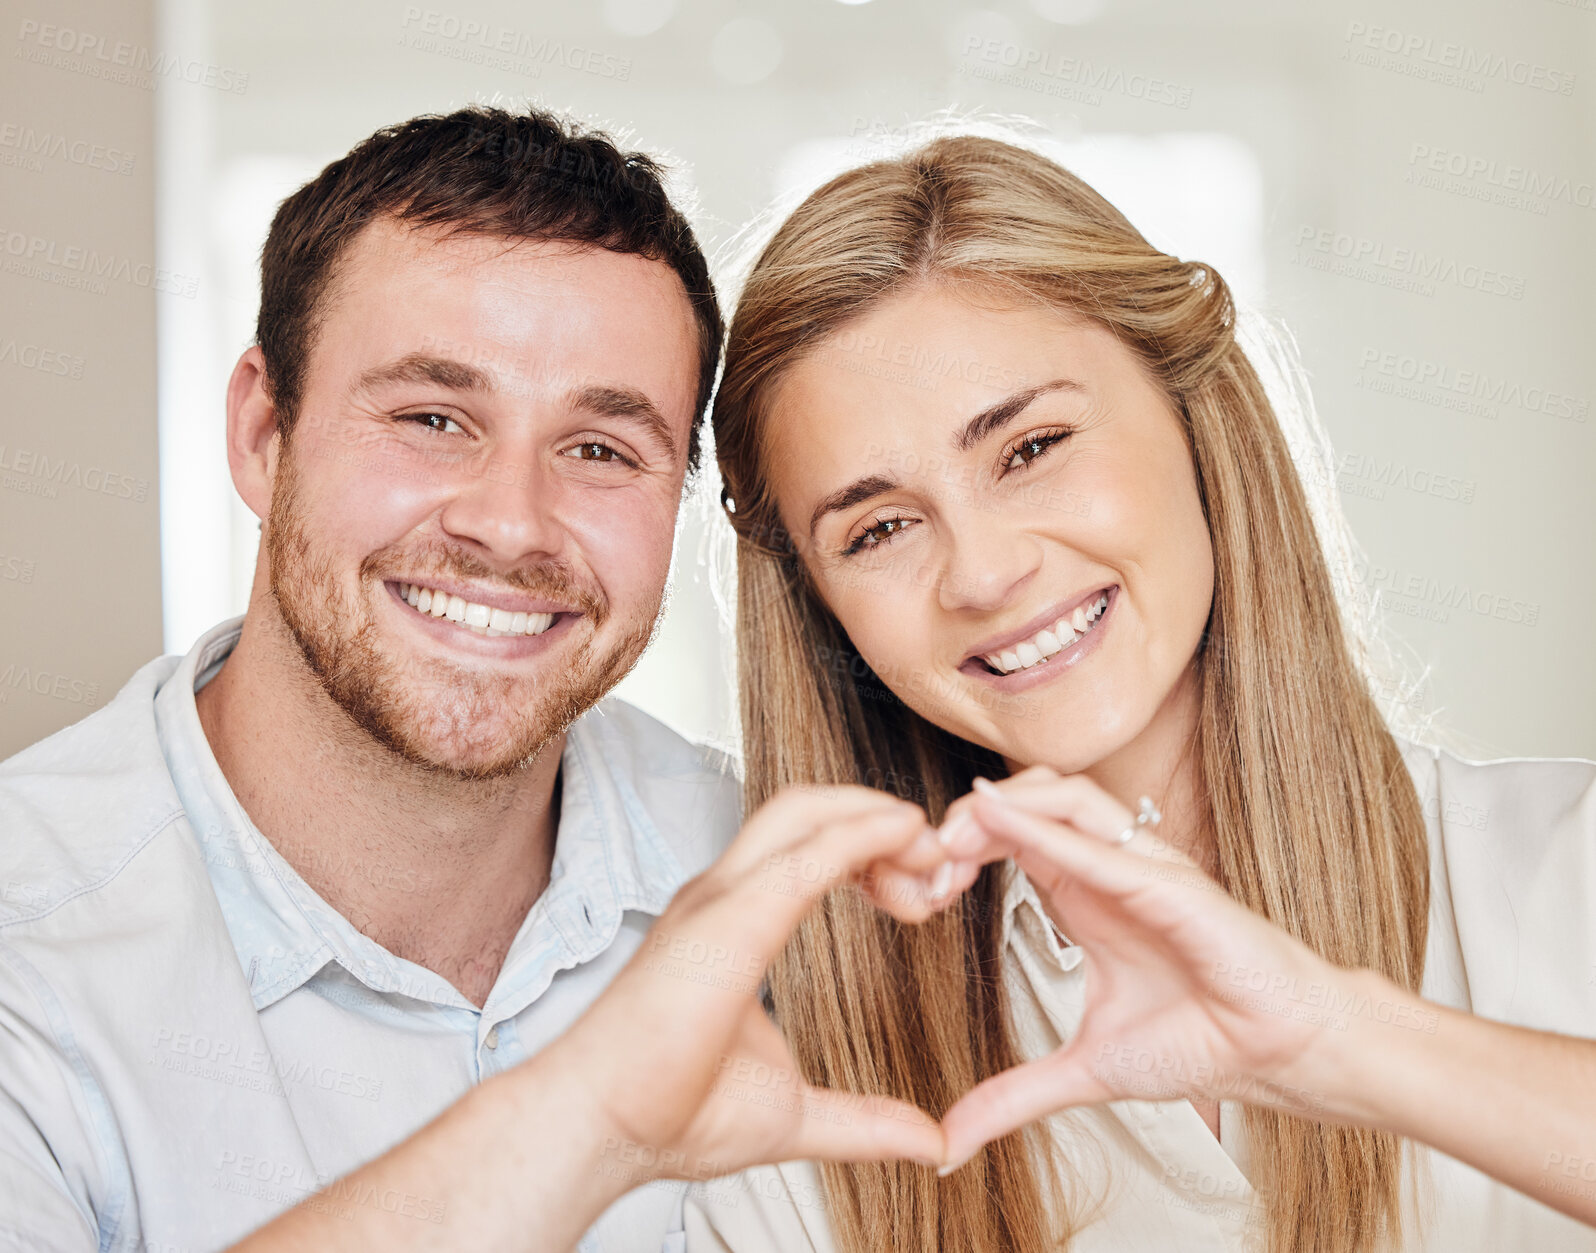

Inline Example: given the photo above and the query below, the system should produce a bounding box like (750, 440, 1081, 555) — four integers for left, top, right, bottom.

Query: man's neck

(194, 610, 565, 1008)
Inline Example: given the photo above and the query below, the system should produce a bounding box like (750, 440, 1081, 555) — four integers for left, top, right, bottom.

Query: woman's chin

(957, 702, 1142, 778)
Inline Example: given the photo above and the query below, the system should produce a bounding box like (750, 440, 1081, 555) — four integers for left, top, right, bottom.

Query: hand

(935, 768, 1361, 1174)
(540, 784, 954, 1195)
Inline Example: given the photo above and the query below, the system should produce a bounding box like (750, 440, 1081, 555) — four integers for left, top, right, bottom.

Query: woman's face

(762, 284, 1216, 773)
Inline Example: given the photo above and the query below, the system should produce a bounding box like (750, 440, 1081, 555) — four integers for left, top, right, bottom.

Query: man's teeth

(983, 593, 1109, 675)
(397, 582, 556, 638)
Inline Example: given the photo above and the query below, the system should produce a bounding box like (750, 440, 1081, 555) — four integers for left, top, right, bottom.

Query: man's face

(263, 218, 700, 781)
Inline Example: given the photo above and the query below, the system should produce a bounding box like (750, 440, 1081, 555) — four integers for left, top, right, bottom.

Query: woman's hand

(543, 784, 953, 1192)
(934, 767, 1365, 1173)
(931, 769, 1596, 1233)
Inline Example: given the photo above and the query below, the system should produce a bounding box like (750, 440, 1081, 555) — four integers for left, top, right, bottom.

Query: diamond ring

(1112, 795, 1162, 846)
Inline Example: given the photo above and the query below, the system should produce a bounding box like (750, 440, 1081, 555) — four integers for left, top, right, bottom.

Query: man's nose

(437, 447, 570, 565)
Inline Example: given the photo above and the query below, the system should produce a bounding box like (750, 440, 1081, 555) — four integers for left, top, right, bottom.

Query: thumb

(937, 1048, 1112, 1175)
(786, 1086, 946, 1170)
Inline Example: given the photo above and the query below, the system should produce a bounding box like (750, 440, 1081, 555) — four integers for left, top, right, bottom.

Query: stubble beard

(263, 437, 659, 782)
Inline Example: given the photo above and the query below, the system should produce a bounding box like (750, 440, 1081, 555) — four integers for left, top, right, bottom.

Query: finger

(972, 773, 1139, 845)
(1001, 764, 1062, 786)
(717, 785, 924, 879)
(704, 806, 937, 966)
(973, 786, 1196, 873)
(885, 824, 954, 875)
(969, 797, 1175, 901)
(942, 857, 985, 905)
(629, 804, 934, 1036)
(938, 1051, 1111, 1174)
(975, 776, 1189, 866)
(786, 1084, 946, 1169)
(860, 863, 940, 922)
(880, 858, 985, 925)
(937, 805, 1019, 862)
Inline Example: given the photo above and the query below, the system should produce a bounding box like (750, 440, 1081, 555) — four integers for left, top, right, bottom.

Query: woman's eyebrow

(952, 378, 1088, 451)
(805, 379, 1090, 541)
(808, 473, 901, 541)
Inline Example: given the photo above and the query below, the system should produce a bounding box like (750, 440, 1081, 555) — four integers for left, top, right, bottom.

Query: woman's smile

(959, 583, 1119, 689)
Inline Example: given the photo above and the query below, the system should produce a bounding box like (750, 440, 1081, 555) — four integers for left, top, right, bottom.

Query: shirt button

(485, 1026, 500, 1050)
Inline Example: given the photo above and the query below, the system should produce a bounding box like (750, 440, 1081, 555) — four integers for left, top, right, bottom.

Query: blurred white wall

(144, 0, 1596, 761)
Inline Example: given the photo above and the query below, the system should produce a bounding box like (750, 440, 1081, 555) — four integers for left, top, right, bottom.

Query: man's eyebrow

(953, 378, 1088, 452)
(567, 384, 680, 461)
(808, 473, 902, 542)
(352, 353, 493, 396)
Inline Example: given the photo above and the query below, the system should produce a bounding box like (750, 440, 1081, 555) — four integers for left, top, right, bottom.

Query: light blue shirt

(0, 615, 741, 1253)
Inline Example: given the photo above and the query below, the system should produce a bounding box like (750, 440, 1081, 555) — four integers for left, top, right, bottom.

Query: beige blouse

(677, 739, 1596, 1251)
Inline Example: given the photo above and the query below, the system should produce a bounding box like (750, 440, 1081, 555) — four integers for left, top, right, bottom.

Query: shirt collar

(999, 860, 1086, 974)
(154, 615, 696, 1016)
(154, 616, 449, 1010)
(484, 699, 694, 1014)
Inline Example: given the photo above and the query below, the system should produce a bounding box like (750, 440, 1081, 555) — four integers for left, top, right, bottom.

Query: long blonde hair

(711, 133, 1430, 1253)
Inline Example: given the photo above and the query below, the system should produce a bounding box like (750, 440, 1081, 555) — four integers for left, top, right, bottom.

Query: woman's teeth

(982, 592, 1109, 675)
(397, 582, 556, 638)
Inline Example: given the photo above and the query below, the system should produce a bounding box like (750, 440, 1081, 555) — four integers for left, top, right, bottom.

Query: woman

(686, 133, 1596, 1251)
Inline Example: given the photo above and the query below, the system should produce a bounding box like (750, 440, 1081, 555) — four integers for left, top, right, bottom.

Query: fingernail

(928, 860, 953, 902)
(937, 812, 966, 848)
(972, 777, 1005, 802)
(937, 1149, 976, 1177)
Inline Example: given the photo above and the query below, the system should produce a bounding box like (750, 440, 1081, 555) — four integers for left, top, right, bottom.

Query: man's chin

(344, 684, 579, 782)
(393, 735, 550, 783)
(274, 581, 653, 782)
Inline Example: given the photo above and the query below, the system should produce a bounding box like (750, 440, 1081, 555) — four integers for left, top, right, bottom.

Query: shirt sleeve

(0, 942, 104, 1253)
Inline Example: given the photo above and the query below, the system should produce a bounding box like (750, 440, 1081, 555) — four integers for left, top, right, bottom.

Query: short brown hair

(256, 103, 722, 470)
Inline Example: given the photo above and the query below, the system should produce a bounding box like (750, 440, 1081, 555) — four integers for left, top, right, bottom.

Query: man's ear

(226, 346, 282, 522)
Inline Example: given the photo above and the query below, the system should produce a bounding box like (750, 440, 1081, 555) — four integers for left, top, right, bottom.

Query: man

(0, 104, 740, 1253)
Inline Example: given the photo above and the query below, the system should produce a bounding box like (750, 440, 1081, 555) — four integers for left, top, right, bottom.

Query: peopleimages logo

(0, 122, 135, 174)
(13, 19, 250, 93)
(1342, 21, 1576, 95)
(0, 226, 199, 297)
(0, 338, 85, 379)
(0, 443, 149, 502)
(1407, 143, 1596, 214)
(398, 8, 632, 80)
(1356, 346, 1588, 423)
(0, 664, 99, 706)
(957, 35, 1194, 108)
(1293, 225, 1525, 299)
(1350, 559, 1540, 627)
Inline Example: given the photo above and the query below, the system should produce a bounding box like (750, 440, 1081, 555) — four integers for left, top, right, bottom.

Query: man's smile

(383, 578, 583, 654)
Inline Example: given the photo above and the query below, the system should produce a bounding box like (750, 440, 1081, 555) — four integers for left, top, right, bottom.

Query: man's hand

(226, 784, 954, 1252)
(546, 783, 953, 1190)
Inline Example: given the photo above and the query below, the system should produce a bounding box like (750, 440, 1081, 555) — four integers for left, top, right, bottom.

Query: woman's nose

(932, 503, 1042, 615)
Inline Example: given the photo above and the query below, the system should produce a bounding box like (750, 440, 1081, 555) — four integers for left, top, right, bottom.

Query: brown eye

(561, 440, 638, 470)
(1004, 429, 1070, 472)
(401, 412, 464, 435)
(844, 516, 916, 556)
